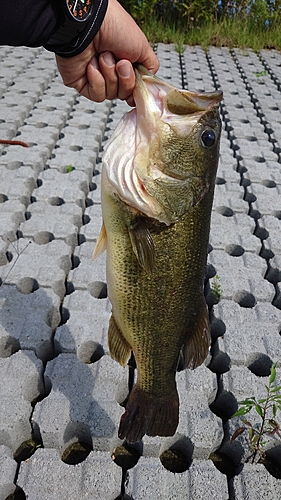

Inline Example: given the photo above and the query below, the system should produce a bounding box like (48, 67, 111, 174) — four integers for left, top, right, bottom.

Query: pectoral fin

(92, 222, 107, 260)
(182, 297, 210, 369)
(108, 315, 132, 367)
(129, 218, 155, 274)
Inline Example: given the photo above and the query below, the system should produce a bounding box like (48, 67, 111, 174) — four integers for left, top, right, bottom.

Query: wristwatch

(46, 0, 94, 48)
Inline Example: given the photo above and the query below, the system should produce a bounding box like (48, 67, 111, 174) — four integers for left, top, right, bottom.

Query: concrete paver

(1, 44, 281, 498)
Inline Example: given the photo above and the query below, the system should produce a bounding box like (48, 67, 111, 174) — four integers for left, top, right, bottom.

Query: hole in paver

(245, 136, 258, 142)
(6, 161, 23, 170)
(207, 347, 231, 375)
(35, 122, 48, 128)
(209, 442, 243, 478)
(71, 255, 80, 269)
(69, 145, 82, 151)
(48, 196, 64, 206)
(261, 179, 277, 188)
(159, 435, 193, 473)
(82, 214, 91, 225)
(14, 438, 43, 463)
(261, 444, 281, 479)
(272, 211, 281, 220)
(246, 353, 273, 377)
(0, 335, 20, 357)
(253, 156, 266, 163)
(16, 277, 39, 294)
(265, 266, 281, 285)
(216, 177, 226, 185)
(272, 290, 281, 310)
(225, 244, 244, 257)
(244, 192, 256, 203)
(65, 280, 75, 295)
(254, 226, 269, 240)
(60, 306, 70, 325)
(34, 231, 54, 244)
(88, 281, 107, 299)
(77, 341, 104, 364)
(249, 207, 261, 220)
(216, 206, 234, 217)
(112, 442, 142, 470)
(0, 193, 8, 203)
(61, 441, 92, 465)
(61, 422, 93, 465)
(233, 290, 256, 308)
(210, 316, 226, 341)
(6, 486, 26, 499)
(209, 389, 238, 422)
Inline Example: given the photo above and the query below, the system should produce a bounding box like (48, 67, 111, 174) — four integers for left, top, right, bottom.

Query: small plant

(254, 70, 267, 78)
(211, 274, 222, 301)
(231, 362, 281, 463)
(65, 164, 74, 173)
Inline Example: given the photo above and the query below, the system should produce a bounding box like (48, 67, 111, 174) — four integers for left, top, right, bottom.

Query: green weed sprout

(254, 70, 267, 78)
(231, 362, 281, 463)
(65, 164, 74, 173)
(211, 274, 222, 302)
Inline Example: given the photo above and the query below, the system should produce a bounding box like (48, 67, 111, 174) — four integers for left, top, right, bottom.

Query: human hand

(55, 0, 159, 105)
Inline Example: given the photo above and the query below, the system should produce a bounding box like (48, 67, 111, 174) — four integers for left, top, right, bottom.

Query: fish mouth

(134, 64, 222, 132)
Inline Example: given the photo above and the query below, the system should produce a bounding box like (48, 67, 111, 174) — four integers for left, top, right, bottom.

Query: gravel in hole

(159, 435, 193, 473)
(111, 442, 142, 470)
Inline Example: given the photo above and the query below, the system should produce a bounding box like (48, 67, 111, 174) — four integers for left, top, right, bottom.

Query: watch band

(44, 0, 108, 58)
(46, 0, 92, 48)
(46, 16, 87, 48)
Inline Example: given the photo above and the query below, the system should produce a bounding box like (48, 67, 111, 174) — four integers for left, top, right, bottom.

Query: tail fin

(118, 385, 179, 443)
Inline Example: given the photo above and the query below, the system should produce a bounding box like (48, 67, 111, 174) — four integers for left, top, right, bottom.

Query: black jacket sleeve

(0, 0, 108, 58)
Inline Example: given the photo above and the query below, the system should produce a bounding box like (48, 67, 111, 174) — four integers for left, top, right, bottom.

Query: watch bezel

(66, 0, 93, 23)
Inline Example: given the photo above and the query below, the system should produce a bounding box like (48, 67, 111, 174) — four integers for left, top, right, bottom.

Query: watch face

(67, 0, 92, 21)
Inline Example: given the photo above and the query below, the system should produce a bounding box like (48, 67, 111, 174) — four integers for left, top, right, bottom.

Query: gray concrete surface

(0, 43, 281, 499)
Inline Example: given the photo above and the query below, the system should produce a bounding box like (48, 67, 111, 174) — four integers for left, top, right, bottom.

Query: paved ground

(0, 43, 281, 499)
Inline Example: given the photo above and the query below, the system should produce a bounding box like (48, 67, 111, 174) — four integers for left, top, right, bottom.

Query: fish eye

(201, 129, 216, 148)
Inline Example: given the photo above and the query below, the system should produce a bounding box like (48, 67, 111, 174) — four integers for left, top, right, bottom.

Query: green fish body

(93, 66, 223, 443)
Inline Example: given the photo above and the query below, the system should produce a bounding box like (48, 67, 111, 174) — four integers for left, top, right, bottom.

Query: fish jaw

(103, 66, 222, 225)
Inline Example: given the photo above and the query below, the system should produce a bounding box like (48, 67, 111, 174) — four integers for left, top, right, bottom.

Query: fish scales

(93, 66, 223, 443)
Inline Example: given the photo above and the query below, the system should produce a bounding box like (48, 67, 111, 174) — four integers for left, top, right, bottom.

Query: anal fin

(182, 296, 210, 369)
(108, 315, 131, 367)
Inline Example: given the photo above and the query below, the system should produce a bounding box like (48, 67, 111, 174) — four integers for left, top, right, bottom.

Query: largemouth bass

(93, 66, 222, 443)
